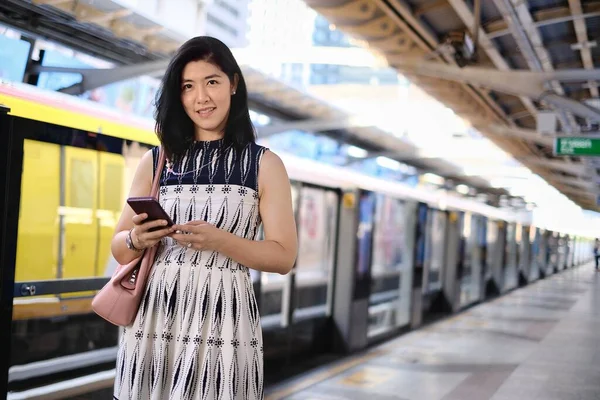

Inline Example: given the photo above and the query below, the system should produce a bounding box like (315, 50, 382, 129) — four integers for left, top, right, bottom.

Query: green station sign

(554, 137, 600, 156)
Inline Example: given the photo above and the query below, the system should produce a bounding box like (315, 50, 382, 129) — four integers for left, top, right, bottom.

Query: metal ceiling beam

(493, 0, 577, 133)
(487, 124, 554, 147)
(30, 61, 170, 95)
(447, 0, 538, 124)
(550, 175, 600, 192)
(385, 56, 600, 122)
(568, 0, 599, 99)
(487, 9, 600, 39)
(517, 157, 588, 176)
(371, 0, 512, 125)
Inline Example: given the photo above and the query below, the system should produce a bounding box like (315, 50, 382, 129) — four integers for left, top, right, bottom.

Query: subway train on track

(1, 81, 595, 393)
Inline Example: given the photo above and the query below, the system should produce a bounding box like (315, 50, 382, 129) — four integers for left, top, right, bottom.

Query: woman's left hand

(170, 221, 224, 251)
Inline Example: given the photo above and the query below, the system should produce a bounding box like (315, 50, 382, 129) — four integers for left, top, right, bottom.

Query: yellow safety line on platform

(265, 349, 385, 400)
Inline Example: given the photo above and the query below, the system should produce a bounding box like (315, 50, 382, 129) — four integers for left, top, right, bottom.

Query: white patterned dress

(114, 139, 267, 400)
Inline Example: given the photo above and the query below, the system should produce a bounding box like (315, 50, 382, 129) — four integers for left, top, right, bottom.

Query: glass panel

(293, 186, 337, 321)
(97, 153, 124, 278)
(425, 209, 446, 293)
(10, 140, 118, 384)
(477, 216, 488, 289)
(460, 212, 481, 306)
(503, 223, 517, 290)
(485, 219, 498, 282)
(62, 147, 98, 291)
(14, 140, 60, 284)
(368, 194, 407, 336)
(354, 191, 376, 300)
(323, 190, 339, 316)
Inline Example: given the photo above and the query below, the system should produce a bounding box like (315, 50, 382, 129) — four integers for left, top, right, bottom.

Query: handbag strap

(151, 147, 166, 199)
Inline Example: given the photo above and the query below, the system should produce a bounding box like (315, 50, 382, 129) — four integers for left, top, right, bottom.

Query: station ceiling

(1, 0, 513, 200)
(303, 0, 600, 211)
(4, 0, 600, 211)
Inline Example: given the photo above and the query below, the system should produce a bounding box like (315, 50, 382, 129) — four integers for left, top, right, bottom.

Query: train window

(14, 140, 61, 283)
(368, 195, 409, 336)
(372, 195, 405, 275)
(425, 209, 446, 293)
(63, 147, 99, 288)
(503, 223, 518, 291)
(459, 212, 481, 307)
(98, 153, 125, 278)
(293, 186, 338, 322)
(102, 163, 124, 212)
(69, 158, 95, 208)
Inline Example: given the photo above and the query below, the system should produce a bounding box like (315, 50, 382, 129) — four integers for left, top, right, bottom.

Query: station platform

(265, 263, 599, 400)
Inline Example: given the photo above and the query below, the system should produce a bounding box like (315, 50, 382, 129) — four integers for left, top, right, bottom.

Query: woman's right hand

(130, 213, 174, 250)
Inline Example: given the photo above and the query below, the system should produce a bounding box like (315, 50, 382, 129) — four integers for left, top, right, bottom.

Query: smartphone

(127, 197, 174, 231)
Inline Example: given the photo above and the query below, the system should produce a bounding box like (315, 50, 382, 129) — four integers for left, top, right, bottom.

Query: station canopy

(302, 0, 600, 213)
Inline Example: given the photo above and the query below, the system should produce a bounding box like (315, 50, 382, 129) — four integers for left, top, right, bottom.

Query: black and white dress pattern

(114, 139, 267, 400)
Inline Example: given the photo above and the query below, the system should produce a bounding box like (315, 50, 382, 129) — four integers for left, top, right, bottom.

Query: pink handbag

(92, 148, 166, 327)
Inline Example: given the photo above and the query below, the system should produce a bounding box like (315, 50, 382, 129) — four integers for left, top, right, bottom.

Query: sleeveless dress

(113, 139, 267, 400)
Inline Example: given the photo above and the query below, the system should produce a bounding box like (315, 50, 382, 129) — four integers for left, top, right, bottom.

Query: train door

(477, 215, 488, 302)
(458, 212, 481, 308)
(564, 235, 572, 268)
(517, 224, 531, 286)
(367, 194, 411, 339)
(409, 202, 428, 328)
(503, 222, 518, 292)
(548, 231, 559, 273)
(61, 147, 100, 297)
(543, 230, 555, 276)
(571, 236, 578, 266)
(420, 208, 448, 321)
(556, 234, 566, 271)
(528, 227, 541, 282)
(485, 219, 503, 296)
(424, 209, 447, 294)
(293, 185, 339, 322)
(442, 211, 462, 312)
(8, 131, 121, 389)
(97, 152, 125, 277)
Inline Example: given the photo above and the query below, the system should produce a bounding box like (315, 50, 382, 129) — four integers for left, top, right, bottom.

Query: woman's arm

(111, 149, 173, 265)
(171, 150, 298, 274)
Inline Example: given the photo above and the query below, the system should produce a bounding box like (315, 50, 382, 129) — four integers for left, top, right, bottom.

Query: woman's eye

(207, 80, 219, 85)
(182, 84, 192, 90)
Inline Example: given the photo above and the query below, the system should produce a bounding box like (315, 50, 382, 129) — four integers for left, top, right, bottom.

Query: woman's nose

(196, 88, 209, 103)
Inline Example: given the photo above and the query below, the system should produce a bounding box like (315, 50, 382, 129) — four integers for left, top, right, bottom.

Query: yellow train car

(1, 81, 159, 366)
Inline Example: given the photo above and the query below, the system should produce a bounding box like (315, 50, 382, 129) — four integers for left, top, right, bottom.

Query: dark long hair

(154, 36, 256, 161)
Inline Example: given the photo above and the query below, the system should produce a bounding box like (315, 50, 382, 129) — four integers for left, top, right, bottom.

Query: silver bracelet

(126, 229, 143, 252)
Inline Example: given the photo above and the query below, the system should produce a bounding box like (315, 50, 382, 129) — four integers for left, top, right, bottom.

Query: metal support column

(0, 105, 23, 398)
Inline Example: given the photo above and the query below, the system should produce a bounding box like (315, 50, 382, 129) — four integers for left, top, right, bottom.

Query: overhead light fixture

(347, 145, 368, 158)
(456, 184, 469, 194)
(376, 156, 401, 170)
(422, 173, 445, 186)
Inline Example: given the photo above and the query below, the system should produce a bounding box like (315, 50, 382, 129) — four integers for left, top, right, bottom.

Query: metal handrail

(13, 278, 109, 297)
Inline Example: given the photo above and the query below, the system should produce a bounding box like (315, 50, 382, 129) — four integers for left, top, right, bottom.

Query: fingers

(170, 233, 193, 243)
(142, 219, 171, 231)
(132, 213, 148, 225)
(183, 220, 209, 226)
(173, 221, 209, 233)
(144, 226, 175, 240)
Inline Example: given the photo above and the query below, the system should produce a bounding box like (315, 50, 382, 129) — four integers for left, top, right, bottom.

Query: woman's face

(180, 60, 237, 138)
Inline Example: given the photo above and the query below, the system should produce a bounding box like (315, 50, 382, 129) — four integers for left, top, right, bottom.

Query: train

(1, 80, 595, 394)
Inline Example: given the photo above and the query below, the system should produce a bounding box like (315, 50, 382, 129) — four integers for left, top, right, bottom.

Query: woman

(110, 36, 298, 400)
